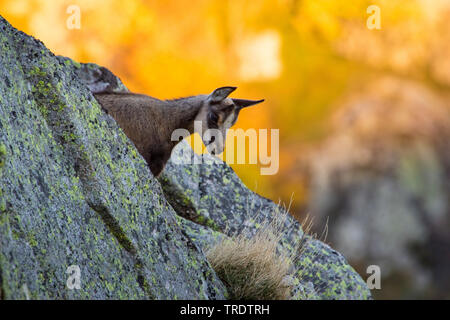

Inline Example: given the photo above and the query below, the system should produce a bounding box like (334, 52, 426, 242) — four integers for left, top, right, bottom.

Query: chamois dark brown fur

(94, 87, 263, 177)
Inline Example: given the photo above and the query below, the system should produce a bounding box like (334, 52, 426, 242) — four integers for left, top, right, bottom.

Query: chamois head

(195, 86, 264, 155)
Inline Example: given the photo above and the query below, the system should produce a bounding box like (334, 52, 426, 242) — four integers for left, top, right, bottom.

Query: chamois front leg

(141, 148, 171, 177)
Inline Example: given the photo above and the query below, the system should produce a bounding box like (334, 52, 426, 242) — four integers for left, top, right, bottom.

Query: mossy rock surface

(0, 15, 226, 300)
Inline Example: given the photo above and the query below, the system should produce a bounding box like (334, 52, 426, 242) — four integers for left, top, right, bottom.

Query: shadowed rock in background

(308, 77, 450, 299)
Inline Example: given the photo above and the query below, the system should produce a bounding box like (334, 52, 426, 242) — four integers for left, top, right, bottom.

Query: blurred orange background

(2, 0, 450, 218)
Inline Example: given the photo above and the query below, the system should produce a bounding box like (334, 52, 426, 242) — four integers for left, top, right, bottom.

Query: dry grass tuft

(206, 210, 295, 300)
(205, 194, 329, 300)
(207, 232, 291, 300)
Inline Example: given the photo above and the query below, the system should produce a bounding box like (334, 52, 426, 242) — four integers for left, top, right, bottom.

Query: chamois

(94, 87, 264, 177)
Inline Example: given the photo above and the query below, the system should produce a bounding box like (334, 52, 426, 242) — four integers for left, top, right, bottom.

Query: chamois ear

(232, 98, 265, 110)
(209, 86, 237, 103)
